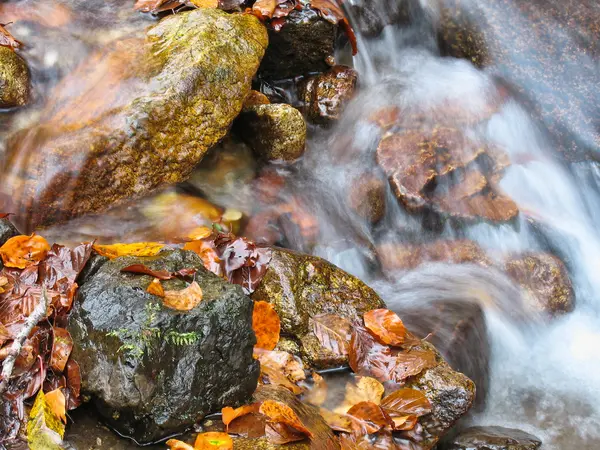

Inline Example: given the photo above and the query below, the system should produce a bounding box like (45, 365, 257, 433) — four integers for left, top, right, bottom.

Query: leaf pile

(168, 307, 436, 448)
(0, 233, 91, 445)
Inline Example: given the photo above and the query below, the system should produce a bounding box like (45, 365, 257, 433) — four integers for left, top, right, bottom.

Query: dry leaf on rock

(147, 278, 165, 297)
(310, 314, 352, 357)
(363, 309, 407, 346)
(0, 234, 50, 269)
(163, 281, 203, 311)
(92, 242, 164, 259)
(252, 301, 281, 351)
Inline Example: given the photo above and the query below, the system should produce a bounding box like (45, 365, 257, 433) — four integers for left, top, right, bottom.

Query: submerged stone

(0, 47, 29, 108)
(68, 249, 259, 444)
(442, 426, 542, 450)
(4, 9, 267, 231)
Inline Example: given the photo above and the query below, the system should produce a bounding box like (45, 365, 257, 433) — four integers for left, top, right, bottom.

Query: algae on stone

(0, 47, 30, 108)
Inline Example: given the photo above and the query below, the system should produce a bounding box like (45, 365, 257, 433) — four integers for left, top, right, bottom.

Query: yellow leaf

(45, 389, 67, 424)
(187, 226, 213, 241)
(147, 278, 165, 297)
(194, 432, 233, 449)
(334, 376, 385, 414)
(0, 234, 50, 269)
(166, 439, 194, 450)
(27, 390, 65, 450)
(189, 0, 219, 7)
(92, 242, 164, 259)
(163, 281, 203, 311)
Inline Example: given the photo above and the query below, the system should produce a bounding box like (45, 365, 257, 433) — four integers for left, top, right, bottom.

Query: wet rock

(298, 65, 358, 125)
(0, 218, 19, 246)
(377, 239, 490, 272)
(400, 301, 490, 411)
(406, 342, 476, 449)
(258, 6, 337, 79)
(505, 253, 575, 315)
(442, 426, 542, 450)
(251, 247, 385, 367)
(238, 104, 306, 162)
(376, 127, 518, 223)
(68, 249, 259, 444)
(436, 0, 600, 161)
(0, 47, 30, 108)
(347, 172, 387, 224)
(4, 8, 268, 231)
(233, 437, 310, 450)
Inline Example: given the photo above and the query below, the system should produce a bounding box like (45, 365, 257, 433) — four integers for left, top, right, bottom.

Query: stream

(2, 0, 600, 449)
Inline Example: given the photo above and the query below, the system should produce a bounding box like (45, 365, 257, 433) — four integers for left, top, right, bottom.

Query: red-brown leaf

(121, 264, 173, 280)
(50, 328, 73, 373)
(265, 422, 307, 445)
(380, 388, 432, 417)
(0, 23, 21, 49)
(345, 401, 393, 434)
(65, 359, 82, 410)
(348, 325, 393, 382)
(388, 349, 437, 382)
(364, 309, 408, 346)
(310, 314, 352, 357)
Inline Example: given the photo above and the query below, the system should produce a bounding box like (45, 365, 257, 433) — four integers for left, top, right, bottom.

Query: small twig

(0, 288, 50, 395)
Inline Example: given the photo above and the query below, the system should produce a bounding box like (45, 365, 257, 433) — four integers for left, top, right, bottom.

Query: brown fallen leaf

(260, 400, 313, 438)
(363, 309, 408, 346)
(265, 422, 307, 444)
(0, 23, 21, 49)
(183, 239, 222, 276)
(50, 327, 73, 372)
(121, 264, 173, 280)
(254, 348, 306, 395)
(163, 281, 203, 311)
(318, 408, 354, 433)
(346, 401, 393, 434)
(147, 278, 165, 297)
(221, 403, 261, 430)
(44, 389, 66, 424)
(389, 414, 418, 431)
(334, 376, 384, 414)
(227, 412, 267, 438)
(194, 432, 233, 449)
(252, 301, 281, 351)
(65, 359, 82, 410)
(349, 325, 393, 382)
(93, 242, 164, 259)
(388, 349, 437, 382)
(310, 314, 352, 357)
(0, 234, 51, 269)
(380, 388, 432, 417)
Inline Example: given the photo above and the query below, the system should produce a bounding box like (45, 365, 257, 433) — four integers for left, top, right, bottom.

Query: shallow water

(3, 0, 600, 448)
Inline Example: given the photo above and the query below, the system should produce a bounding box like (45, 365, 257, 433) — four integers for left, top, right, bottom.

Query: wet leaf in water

(92, 242, 164, 259)
(380, 388, 432, 417)
(364, 309, 408, 346)
(147, 278, 165, 298)
(265, 422, 307, 444)
(44, 389, 66, 424)
(49, 328, 73, 372)
(254, 348, 306, 395)
(163, 281, 203, 311)
(194, 432, 233, 449)
(345, 401, 392, 434)
(252, 301, 281, 351)
(0, 23, 21, 49)
(121, 264, 173, 280)
(166, 439, 194, 450)
(304, 372, 328, 406)
(221, 403, 261, 430)
(310, 314, 352, 357)
(333, 376, 384, 414)
(0, 234, 50, 269)
(27, 390, 65, 449)
(349, 325, 393, 382)
(260, 400, 313, 438)
(318, 408, 354, 433)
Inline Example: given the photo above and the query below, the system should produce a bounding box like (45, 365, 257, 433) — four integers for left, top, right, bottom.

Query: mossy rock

(4, 9, 268, 231)
(0, 47, 30, 108)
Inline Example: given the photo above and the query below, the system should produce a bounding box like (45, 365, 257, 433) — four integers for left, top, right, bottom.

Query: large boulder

(68, 249, 259, 444)
(0, 47, 30, 108)
(442, 426, 542, 450)
(251, 247, 385, 368)
(3, 8, 268, 231)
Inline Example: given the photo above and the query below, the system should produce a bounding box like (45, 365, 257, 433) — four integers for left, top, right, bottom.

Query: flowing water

(3, 0, 600, 448)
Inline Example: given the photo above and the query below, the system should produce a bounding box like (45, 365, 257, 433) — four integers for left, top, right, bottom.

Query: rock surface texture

(442, 426, 542, 450)
(0, 47, 30, 108)
(3, 8, 268, 231)
(68, 249, 259, 444)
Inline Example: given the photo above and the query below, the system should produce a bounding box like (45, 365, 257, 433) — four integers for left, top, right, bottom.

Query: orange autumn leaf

(380, 388, 432, 417)
(50, 327, 73, 372)
(183, 239, 222, 276)
(92, 242, 164, 259)
(252, 301, 281, 351)
(45, 389, 66, 424)
(194, 432, 233, 450)
(364, 309, 408, 346)
(221, 403, 261, 430)
(253, 348, 306, 395)
(345, 401, 393, 434)
(0, 234, 50, 269)
(163, 281, 203, 311)
(166, 439, 194, 450)
(259, 400, 313, 438)
(388, 349, 437, 382)
(187, 226, 213, 241)
(334, 376, 384, 414)
(0, 23, 21, 49)
(310, 313, 352, 357)
(147, 278, 165, 297)
(390, 414, 418, 431)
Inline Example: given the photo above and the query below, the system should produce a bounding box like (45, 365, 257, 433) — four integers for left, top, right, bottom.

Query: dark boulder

(442, 426, 542, 450)
(258, 6, 337, 79)
(0, 219, 19, 246)
(68, 249, 259, 444)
